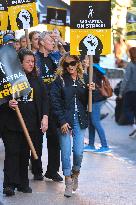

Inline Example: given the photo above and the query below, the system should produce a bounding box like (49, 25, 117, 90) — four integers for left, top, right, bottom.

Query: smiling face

(22, 55, 35, 73)
(64, 56, 78, 76)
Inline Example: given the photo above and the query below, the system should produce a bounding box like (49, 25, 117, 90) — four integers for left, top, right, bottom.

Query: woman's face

(82, 56, 89, 68)
(31, 33, 40, 50)
(22, 55, 35, 73)
(63, 57, 78, 75)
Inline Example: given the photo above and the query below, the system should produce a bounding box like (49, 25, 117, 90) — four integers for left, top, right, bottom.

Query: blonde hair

(56, 52, 84, 80)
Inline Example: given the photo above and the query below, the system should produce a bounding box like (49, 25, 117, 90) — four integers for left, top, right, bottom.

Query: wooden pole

(88, 55, 93, 112)
(25, 29, 31, 50)
(15, 106, 38, 160)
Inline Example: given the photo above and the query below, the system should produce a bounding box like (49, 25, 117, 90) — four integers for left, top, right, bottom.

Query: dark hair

(29, 31, 41, 41)
(93, 55, 100, 64)
(18, 48, 38, 76)
(79, 35, 103, 56)
(15, 39, 20, 43)
(129, 47, 136, 62)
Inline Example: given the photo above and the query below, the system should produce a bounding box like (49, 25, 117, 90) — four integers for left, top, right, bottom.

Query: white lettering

(0, 62, 5, 74)
(39, 14, 46, 23)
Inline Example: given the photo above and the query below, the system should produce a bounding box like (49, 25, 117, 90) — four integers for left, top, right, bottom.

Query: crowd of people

(0, 30, 136, 198)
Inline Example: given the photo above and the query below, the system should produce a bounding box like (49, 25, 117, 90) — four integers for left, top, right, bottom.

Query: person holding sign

(1, 48, 49, 196)
(50, 53, 95, 197)
(84, 55, 111, 153)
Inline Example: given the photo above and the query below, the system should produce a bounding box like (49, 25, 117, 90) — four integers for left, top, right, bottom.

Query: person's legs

(129, 92, 136, 120)
(72, 113, 85, 192)
(123, 93, 134, 124)
(72, 113, 85, 173)
(2, 130, 30, 195)
(127, 92, 136, 137)
(31, 131, 43, 179)
(91, 101, 108, 148)
(59, 131, 71, 176)
(19, 132, 30, 189)
(45, 130, 62, 181)
(84, 114, 96, 152)
(2, 130, 20, 190)
(59, 130, 73, 197)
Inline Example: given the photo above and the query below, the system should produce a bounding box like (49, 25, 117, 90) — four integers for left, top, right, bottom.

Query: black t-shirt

(35, 51, 57, 89)
(18, 87, 39, 132)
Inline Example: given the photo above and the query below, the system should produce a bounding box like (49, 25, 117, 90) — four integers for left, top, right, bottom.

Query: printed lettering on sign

(0, 45, 31, 105)
(70, 0, 111, 55)
(7, 0, 38, 30)
(0, 62, 6, 75)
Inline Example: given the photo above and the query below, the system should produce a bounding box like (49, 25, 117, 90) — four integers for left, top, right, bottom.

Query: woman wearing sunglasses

(50, 52, 95, 197)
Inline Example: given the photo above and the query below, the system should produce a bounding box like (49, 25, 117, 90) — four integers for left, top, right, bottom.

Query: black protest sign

(6, 0, 38, 30)
(0, 45, 31, 105)
(7, 0, 35, 7)
(47, 7, 67, 26)
(70, 1, 111, 29)
(70, 0, 111, 56)
(0, 0, 7, 10)
(126, 7, 136, 40)
(0, 0, 8, 31)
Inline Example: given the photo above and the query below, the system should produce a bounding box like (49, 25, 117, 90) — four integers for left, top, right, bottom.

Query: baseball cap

(3, 34, 16, 44)
(93, 63, 106, 75)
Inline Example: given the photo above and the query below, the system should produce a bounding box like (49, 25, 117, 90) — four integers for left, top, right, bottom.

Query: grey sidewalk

(0, 110, 136, 205)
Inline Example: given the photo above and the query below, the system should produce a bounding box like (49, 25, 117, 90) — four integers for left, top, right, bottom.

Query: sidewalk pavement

(0, 106, 136, 204)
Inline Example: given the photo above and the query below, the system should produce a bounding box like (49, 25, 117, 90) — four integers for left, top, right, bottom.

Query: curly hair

(56, 52, 84, 79)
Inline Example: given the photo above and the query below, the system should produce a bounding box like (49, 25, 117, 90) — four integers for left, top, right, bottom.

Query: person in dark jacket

(50, 52, 95, 197)
(119, 47, 136, 138)
(35, 31, 63, 182)
(0, 48, 49, 196)
(84, 55, 111, 153)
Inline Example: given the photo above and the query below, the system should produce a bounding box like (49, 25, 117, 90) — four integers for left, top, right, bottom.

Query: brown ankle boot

(64, 176, 73, 197)
(71, 171, 79, 191)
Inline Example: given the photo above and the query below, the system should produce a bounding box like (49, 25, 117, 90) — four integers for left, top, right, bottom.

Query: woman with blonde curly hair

(50, 52, 94, 197)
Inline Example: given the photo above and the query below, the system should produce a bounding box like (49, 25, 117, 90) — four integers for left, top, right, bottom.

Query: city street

(1, 0, 136, 205)
(0, 105, 136, 205)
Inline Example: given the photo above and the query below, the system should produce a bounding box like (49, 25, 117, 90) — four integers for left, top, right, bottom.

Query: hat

(93, 63, 106, 75)
(3, 34, 15, 44)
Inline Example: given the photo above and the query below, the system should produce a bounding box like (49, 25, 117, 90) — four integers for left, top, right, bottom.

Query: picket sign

(0, 44, 38, 160)
(88, 55, 93, 113)
(15, 106, 38, 160)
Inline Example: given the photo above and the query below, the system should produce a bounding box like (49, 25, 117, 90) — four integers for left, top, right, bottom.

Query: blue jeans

(59, 113, 85, 176)
(89, 101, 108, 147)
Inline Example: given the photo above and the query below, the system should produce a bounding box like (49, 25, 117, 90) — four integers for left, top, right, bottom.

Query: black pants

(30, 131, 43, 175)
(2, 130, 30, 188)
(46, 121, 60, 176)
(123, 91, 136, 123)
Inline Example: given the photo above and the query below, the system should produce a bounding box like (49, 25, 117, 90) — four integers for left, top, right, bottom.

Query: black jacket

(0, 73, 49, 133)
(50, 73, 89, 129)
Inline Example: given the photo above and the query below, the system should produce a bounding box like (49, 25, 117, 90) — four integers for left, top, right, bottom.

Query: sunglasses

(63, 61, 77, 68)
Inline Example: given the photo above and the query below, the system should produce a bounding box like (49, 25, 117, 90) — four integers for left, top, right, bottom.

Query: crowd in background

(0, 29, 136, 198)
